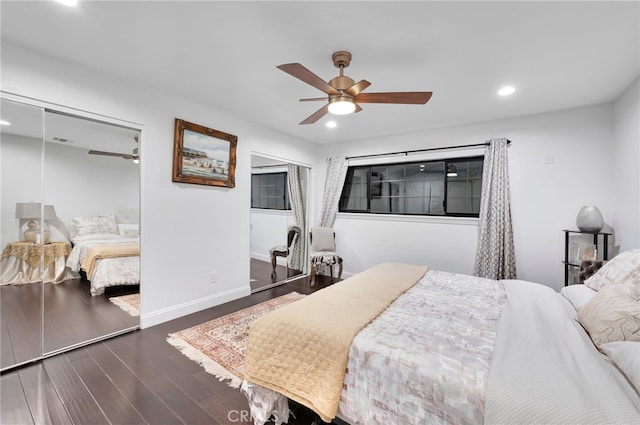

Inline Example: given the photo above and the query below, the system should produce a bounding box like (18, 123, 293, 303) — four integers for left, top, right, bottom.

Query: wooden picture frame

(172, 118, 237, 187)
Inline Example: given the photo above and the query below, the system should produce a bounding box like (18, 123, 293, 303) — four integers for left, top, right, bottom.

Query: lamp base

(23, 219, 48, 243)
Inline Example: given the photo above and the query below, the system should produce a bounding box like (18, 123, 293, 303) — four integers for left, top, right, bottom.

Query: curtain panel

(318, 157, 349, 228)
(474, 138, 517, 280)
(287, 164, 306, 271)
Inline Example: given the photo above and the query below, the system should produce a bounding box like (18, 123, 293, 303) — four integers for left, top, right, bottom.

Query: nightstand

(1, 241, 72, 285)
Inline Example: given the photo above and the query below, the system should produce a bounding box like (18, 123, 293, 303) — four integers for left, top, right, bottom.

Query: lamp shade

(15, 202, 41, 219)
(44, 205, 56, 220)
(15, 203, 57, 220)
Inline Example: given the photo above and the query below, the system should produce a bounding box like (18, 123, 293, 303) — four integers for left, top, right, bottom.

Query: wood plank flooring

(1, 279, 139, 370)
(1, 275, 341, 425)
(250, 258, 302, 292)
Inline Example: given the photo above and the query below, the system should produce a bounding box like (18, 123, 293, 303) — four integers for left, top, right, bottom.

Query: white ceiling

(1, 1, 638, 145)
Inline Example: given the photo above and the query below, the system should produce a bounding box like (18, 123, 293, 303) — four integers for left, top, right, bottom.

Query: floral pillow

(72, 215, 119, 237)
(584, 249, 640, 300)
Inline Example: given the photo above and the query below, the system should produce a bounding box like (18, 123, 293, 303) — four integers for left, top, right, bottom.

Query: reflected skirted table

(1, 241, 72, 285)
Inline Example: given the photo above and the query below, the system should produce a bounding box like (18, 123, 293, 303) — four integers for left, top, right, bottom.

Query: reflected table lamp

(15, 202, 56, 243)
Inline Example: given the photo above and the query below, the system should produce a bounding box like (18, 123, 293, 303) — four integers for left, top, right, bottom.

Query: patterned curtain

(287, 164, 305, 271)
(318, 157, 349, 228)
(474, 138, 517, 279)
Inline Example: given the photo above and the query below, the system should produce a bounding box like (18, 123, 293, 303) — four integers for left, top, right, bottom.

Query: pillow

(71, 233, 122, 244)
(72, 215, 119, 237)
(600, 341, 640, 393)
(584, 249, 640, 300)
(118, 223, 140, 238)
(560, 284, 597, 311)
(577, 286, 640, 350)
(311, 227, 336, 252)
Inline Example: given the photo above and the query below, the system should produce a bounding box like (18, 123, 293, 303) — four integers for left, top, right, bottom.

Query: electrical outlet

(544, 152, 555, 164)
(209, 271, 217, 284)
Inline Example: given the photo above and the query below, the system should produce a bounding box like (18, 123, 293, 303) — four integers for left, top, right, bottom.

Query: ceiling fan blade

(344, 80, 371, 97)
(89, 150, 133, 160)
(300, 104, 330, 125)
(277, 63, 340, 96)
(299, 97, 328, 102)
(355, 92, 433, 104)
(354, 104, 363, 113)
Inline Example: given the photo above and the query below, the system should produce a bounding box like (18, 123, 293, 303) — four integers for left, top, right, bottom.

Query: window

(251, 172, 290, 210)
(339, 156, 484, 217)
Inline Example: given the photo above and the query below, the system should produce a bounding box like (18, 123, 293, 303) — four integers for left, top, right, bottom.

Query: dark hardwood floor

(1, 278, 139, 370)
(1, 275, 341, 425)
(250, 258, 302, 292)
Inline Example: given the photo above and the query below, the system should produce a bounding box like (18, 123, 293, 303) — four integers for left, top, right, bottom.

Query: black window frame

(250, 172, 291, 211)
(338, 155, 484, 218)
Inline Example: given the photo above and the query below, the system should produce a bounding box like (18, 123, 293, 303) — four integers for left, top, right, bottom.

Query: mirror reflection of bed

(250, 154, 309, 293)
(0, 99, 141, 370)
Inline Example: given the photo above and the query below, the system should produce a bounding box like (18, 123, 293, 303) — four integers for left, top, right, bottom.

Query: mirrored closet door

(0, 98, 141, 371)
(1, 99, 45, 370)
(250, 154, 309, 293)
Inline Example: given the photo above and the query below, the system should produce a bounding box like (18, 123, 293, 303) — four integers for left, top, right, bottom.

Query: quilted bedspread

(80, 243, 139, 277)
(339, 270, 506, 424)
(243, 262, 428, 422)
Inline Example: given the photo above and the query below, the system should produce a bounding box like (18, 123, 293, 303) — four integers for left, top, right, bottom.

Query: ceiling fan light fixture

(447, 164, 458, 177)
(328, 96, 356, 115)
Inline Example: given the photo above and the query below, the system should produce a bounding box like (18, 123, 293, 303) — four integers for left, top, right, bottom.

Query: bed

(241, 259, 640, 425)
(65, 211, 140, 296)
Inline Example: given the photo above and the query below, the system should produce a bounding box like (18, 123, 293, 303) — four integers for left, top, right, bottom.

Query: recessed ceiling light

(0, 120, 11, 126)
(498, 86, 516, 96)
(326, 121, 337, 128)
(55, 0, 78, 6)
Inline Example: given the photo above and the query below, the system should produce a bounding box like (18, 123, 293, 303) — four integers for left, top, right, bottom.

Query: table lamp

(15, 202, 56, 243)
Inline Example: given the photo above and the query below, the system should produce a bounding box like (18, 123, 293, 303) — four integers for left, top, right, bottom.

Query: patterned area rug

(109, 293, 140, 317)
(167, 292, 305, 388)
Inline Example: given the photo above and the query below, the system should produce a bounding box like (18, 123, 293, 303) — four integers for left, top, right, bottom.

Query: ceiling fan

(88, 147, 139, 161)
(277, 51, 433, 125)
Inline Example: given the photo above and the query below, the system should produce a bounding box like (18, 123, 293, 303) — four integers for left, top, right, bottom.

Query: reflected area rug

(109, 293, 140, 317)
(167, 292, 305, 388)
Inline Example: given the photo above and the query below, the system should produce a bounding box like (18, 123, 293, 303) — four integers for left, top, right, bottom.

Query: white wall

(317, 103, 618, 291)
(1, 134, 43, 246)
(250, 209, 292, 264)
(1, 43, 320, 327)
(1, 134, 139, 247)
(613, 77, 640, 251)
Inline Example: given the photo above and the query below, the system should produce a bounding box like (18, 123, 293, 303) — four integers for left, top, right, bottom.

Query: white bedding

(243, 270, 640, 425)
(66, 235, 139, 296)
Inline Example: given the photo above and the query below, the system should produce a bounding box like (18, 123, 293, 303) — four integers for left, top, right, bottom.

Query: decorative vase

(576, 206, 604, 232)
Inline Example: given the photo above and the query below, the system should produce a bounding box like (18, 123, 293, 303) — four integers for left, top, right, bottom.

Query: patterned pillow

(584, 249, 640, 300)
(577, 286, 640, 350)
(73, 215, 119, 237)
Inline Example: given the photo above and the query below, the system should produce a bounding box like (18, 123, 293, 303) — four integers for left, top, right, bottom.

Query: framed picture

(172, 118, 237, 187)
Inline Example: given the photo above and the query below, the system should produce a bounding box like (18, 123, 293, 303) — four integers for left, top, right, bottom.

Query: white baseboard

(251, 251, 286, 266)
(140, 286, 250, 328)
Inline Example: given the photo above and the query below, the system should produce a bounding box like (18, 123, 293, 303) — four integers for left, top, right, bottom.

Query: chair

(309, 226, 343, 287)
(269, 225, 301, 280)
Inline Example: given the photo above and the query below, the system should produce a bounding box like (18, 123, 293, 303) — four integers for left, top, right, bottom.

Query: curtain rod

(251, 164, 288, 169)
(346, 139, 512, 160)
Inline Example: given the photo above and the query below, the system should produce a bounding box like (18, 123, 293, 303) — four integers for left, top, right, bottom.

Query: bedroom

(1, 0, 638, 423)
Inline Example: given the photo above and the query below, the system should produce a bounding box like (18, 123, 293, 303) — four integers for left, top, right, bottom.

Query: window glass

(251, 172, 290, 210)
(339, 156, 482, 217)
